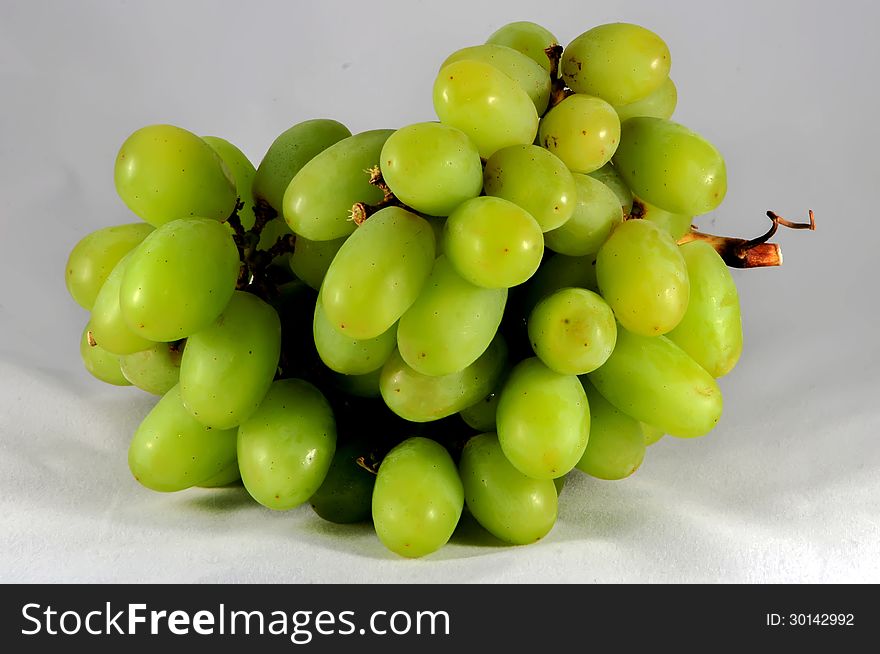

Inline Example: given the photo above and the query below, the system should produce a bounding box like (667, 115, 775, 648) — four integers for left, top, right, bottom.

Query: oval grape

(313, 300, 397, 375)
(576, 379, 646, 480)
(544, 173, 623, 256)
(539, 94, 620, 174)
(79, 322, 130, 386)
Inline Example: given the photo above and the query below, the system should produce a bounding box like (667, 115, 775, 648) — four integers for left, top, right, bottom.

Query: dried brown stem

(355, 455, 380, 476)
(545, 44, 563, 80)
(252, 200, 278, 237)
(350, 166, 406, 225)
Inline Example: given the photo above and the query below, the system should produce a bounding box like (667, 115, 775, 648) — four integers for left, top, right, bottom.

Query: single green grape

(289, 235, 346, 290)
(253, 119, 351, 214)
(459, 385, 502, 432)
(613, 78, 677, 122)
(89, 254, 154, 355)
(576, 379, 646, 480)
(196, 459, 241, 488)
(398, 256, 507, 376)
(528, 287, 617, 375)
(631, 197, 692, 240)
(544, 173, 623, 256)
(517, 253, 599, 320)
(180, 291, 281, 429)
(587, 327, 722, 438)
(596, 219, 689, 336)
(65, 223, 154, 310)
(460, 432, 557, 544)
(114, 124, 237, 226)
(496, 357, 589, 479)
(444, 196, 543, 289)
(539, 94, 621, 174)
(321, 206, 435, 340)
(313, 300, 397, 375)
(120, 342, 182, 395)
(237, 379, 336, 510)
(588, 163, 633, 216)
(202, 135, 257, 230)
(119, 218, 240, 342)
(128, 384, 237, 492)
(613, 117, 727, 216)
(309, 439, 377, 524)
(372, 437, 463, 558)
(283, 129, 393, 241)
(641, 423, 664, 446)
(483, 144, 576, 232)
(326, 368, 382, 399)
(79, 322, 130, 386)
(486, 21, 559, 73)
(562, 23, 671, 105)
(433, 59, 538, 158)
(380, 122, 483, 216)
(668, 240, 743, 377)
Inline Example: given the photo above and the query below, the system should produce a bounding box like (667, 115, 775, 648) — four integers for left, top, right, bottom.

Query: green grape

(496, 357, 589, 479)
(553, 474, 566, 496)
(544, 173, 623, 255)
(641, 423, 664, 446)
(283, 129, 393, 241)
(309, 439, 377, 524)
(119, 218, 240, 342)
(180, 291, 281, 429)
(326, 368, 382, 399)
(398, 256, 507, 376)
(588, 163, 633, 216)
(120, 342, 182, 395)
(114, 124, 237, 226)
(65, 223, 154, 310)
(202, 135, 257, 230)
(486, 21, 559, 72)
(380, 122, 483, 216)
(562, 23, 671, 105)
(289, 235, 346, 290)
(668, 241, 743, 377)
(613, 78, 677, 122)
(372, 437, 463, 558)
(442, 44, 551, 114)
(483, 144, 576, 232)
(433, 60, 539, 158)
(576, 379, 645, 480)
(459, 386, 502, 432)
(587, 327, 722, 438)
(79, 322, 130, 386)
(252, 119, 351, 213)
(197, 459, 241, 488)
(89, 254, 154, 355)
(518, 253, 598, 320)
(129, 384, 237, 492)
(444, 197, 543, 289)
(528, 287, 617, 375)
(313, 300, 397, 375)
(613, 117, 727, 216)
(321, 206, 435, 340)
(459, 432, 557, 544)
(596, 219, 689, 336)
(237, 379, 336, 510)
(381, 336, 507, 422)
(631, 197, 692, 240)
(539, 94, 620, 173)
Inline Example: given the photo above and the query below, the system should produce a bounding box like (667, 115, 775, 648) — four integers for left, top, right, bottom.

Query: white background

(1, 0, 877, 582)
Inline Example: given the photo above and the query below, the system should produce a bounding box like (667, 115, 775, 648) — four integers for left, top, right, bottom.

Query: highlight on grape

(66, 20, 814, 558)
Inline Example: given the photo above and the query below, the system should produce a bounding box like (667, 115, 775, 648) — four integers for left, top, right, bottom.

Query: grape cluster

(68, 21, 762, 558)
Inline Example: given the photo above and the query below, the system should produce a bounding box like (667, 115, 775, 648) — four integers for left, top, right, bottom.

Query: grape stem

(355, 455, 380, 475)
(224, 198, 294, 298)
(545, 44, 573, 112)
(350, 166, 407, 225)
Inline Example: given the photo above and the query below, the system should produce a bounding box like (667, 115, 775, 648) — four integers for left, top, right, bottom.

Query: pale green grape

(641, 423, 664, 445)
(313, 300, 397, 375)
(380, 122, 483, 216)
(528, 287, 617, 375)
(180, 291, 281, 429)
(587, 327, 722, 438)
(613, 117, 727, 215)
(588, 163, 633, 216)
(544, 173, 623, 255)
(596, 219, 689, 336)
(460, 432, 557, 544)
(89, 254, 154, 355)
(119, 218, 240, 342)
(65, 223, 154, 310)
(381, 336, 507, 422)
(128, 384, 237, 492)
(327, 368, 382, 399)
(562, 23, 671, 105)
(120, 342, 182, 395)
(668, 241, 743, 377)
(483, 144, 576, 232)
(613, 78, 677, 122)
(310, 439, 376, 523)
(321, 207, 435, 340)
(459, 385, 502, 432)
(202, 135, 257, 230)
(632, 197, 692, 240)
(372, 437, 463, 558)
(289, 235, 346, 290)
(486, 21, 559, 73)
(79, 322, 130, 386)
(576, 379, 645, 480)
(283, 129, 393, 241)
(253, 119, 351, 213)
(539, 94, 621, 174)
(444, 197, 543, 289)
(196, 459, 241, 488)
(114, 124, 237, 226)
(496, 357, 589, 479)
(518, 253, 598, 319)
(237, 379, 336, 510)
(398, 256, 507, 376)
(433, 60, 539, 158)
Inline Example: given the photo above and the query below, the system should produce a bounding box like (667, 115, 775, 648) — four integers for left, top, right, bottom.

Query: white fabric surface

(1, 0, 878, 583)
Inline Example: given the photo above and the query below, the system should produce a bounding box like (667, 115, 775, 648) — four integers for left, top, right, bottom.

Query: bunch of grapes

(66, 21, 812, 558)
